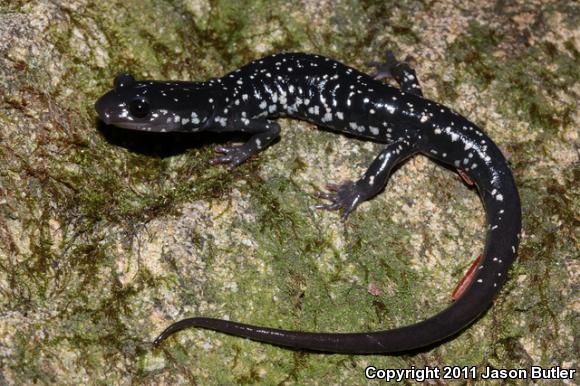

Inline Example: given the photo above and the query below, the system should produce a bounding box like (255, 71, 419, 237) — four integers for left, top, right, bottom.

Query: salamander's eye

(114, 73, 135, 89)
(129, 99, 150, 118)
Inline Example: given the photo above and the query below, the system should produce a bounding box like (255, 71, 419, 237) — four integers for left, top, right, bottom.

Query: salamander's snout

(95, 95, 106, 122)
(95, 93, 112, 124)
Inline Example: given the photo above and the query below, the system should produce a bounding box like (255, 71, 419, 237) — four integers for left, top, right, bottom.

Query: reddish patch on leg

(457, 169, 474, 186)
(451, 255, 482, 301)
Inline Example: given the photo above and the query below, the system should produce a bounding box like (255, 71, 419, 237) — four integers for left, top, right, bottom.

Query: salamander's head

(95, 73, 213, 132)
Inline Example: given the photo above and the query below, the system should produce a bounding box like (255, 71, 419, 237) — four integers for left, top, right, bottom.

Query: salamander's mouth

(107, 121, 148, 130)
(100, 118, 171, 132)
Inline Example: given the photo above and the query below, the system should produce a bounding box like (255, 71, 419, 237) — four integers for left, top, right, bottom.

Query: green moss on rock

(0, 0, 578, 384)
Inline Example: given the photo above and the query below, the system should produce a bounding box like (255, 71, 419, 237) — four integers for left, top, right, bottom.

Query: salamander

(95, 52, 521, 354)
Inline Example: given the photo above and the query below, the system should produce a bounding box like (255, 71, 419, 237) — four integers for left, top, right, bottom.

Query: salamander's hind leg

(369, 50, 423, 96)
(210, 120, 281, 169)
(314, 135, 420, 221)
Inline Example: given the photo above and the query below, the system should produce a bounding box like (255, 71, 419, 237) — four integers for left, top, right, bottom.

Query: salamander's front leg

(369, 50, 423, 97)
(210, 120, 281, 169)
(315, 136, 420, 221)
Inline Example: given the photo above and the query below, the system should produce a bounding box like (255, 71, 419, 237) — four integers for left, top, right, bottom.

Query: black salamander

(95, 52, 521, 354)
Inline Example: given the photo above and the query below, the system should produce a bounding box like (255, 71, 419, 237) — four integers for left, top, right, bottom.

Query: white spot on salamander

(308, 105, 320, 115)
(191, 112, 200, 124)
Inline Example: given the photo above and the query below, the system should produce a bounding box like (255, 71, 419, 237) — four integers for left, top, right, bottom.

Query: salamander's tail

(154, 155, 520, 354)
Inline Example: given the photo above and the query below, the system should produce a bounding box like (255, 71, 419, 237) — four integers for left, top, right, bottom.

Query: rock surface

(0, 0, 577, 384)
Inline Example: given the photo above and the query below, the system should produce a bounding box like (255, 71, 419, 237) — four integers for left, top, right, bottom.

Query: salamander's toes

(209, 145, 250, 169)
(368, 50, 400, 80)
(313, 180, 363, 221)
(368, 50, 417, 82)
(209, 155, 233, 165)
(214, 145, 232, 154)
(313, 202, 341, 211)
(313, 190, 333, 200)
